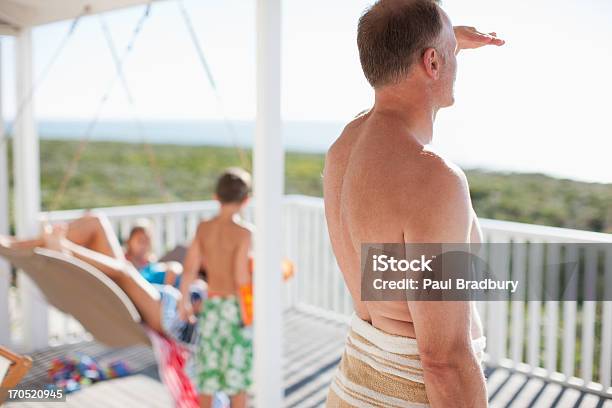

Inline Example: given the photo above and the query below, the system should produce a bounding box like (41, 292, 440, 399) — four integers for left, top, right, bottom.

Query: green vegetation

(4, 139, 611, 233)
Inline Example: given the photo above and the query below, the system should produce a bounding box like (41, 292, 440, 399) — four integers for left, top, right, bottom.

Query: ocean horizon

(6, 119, 610, 185)
(33, 119, 342, 153)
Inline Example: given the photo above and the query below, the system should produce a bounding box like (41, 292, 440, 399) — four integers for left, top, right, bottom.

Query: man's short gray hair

(357, 0, 443, 88)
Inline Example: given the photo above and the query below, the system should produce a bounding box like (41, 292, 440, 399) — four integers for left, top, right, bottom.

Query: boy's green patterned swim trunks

(195, 296, 253, 395)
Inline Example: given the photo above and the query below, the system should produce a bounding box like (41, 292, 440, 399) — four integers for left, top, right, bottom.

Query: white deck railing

(3, 195, 611, 396)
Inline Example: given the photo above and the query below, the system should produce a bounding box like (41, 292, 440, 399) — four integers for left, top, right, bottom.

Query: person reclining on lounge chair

(0, 212, 205, 346)
(124, 218, 183, 288)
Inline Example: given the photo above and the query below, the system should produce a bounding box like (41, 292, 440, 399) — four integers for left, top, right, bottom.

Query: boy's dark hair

(215, 167, 252, 204)
(357, 0, 443, 88)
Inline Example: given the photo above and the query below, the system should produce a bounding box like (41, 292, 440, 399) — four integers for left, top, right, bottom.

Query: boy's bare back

(194, 217, 252, 296)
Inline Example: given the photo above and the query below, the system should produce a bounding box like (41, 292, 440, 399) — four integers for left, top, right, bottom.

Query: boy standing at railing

(179, 168, 253, 408)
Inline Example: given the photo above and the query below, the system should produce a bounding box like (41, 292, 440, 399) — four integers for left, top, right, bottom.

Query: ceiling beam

(0, 0, 32, 28)
(0, 1, 164, 29)
(0, 23, 19, 36)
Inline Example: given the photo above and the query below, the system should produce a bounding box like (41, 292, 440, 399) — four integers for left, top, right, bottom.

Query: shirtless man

(324, 1, 504, 406)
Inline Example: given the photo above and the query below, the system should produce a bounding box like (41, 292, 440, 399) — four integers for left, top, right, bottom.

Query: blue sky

(1, 0, 611, 183)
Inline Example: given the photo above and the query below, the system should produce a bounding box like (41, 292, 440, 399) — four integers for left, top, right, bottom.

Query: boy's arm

(234, 231, 252, 325)
(178, 224, 203, 322)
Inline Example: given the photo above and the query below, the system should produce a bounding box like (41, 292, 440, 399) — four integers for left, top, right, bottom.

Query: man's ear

(422, 48, 440, 80)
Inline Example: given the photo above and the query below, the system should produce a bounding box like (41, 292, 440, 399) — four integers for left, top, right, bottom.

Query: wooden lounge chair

(0, 346, 33, 404)
(0, 244, 200, 406)
(0, 245, 149, 348)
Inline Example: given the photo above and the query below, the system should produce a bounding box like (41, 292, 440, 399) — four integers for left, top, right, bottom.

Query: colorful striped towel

(147, 329, 199, 408)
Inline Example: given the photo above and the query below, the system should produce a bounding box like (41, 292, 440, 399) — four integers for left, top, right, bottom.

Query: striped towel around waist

(326, 314, 486, 408)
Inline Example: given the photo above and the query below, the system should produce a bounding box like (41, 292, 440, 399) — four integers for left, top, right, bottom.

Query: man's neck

(372, 83, 436, 145)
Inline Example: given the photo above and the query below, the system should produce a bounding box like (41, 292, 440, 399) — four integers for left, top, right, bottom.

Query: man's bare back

(323, 110, 483, 339)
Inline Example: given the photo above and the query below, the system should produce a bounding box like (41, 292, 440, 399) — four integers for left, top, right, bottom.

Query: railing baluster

(545, 244, 560, 374)
(291, 204, 300, 307)
(321, 212, 332, 311)
(511, 241, 527, 363)
(309, 208, 317, 307)
(152, 215, 164, 256)
(476, 237, 489, 340)
(291, 203, 300, 308)
(600, 248, 612, 389)
(313, 207, 323, 309)
(119, 217, 132, 243)
(302, 208, 311, 306)
(186, 212, 199, 242)
(282, 203, 293, 309)
(164, 215, 176, 251)
(562, 245, 578, 378)
(528, 243, 544, 368)
(580, 246, 598, 383)
(174, 213, 186, 246)
(320, 208, 330, 311)
(486, 236, 510, 364)
(295, 204, 304, 306)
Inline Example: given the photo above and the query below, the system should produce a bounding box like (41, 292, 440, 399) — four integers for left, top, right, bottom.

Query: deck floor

(5, 308, 612, 408)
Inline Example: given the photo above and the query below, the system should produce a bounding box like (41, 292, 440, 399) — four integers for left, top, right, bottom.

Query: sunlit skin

(454, 26, 505, 52)
(323, 7, 504, 408)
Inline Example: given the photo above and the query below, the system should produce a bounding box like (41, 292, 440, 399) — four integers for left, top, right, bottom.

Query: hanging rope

(177, 0, 251, 170)
(1, 8, 86, 148)
(48, 4, 153, 212)
(9, 0, 250, 216)
(99, 14, 174, 203)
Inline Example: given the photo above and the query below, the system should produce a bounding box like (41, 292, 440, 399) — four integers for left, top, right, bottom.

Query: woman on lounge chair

(124, 218, 183, 288)
(0, 212, 205, 344)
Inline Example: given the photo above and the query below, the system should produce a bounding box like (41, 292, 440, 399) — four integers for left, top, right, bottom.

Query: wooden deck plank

(555, 387, 582, 407)
(286, 367, 335, 408)
(3, 375, 171, 408)
(531, 382, 564, 407)
(490, 372, 528, 407)
(508, 377, 546, 407)
(578, 393, 601, 408)
(3, 308, 612, 407)
(487, 368, 512, 399)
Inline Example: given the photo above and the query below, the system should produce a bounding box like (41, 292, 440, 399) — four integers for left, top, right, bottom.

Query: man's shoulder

(395, 147, 470, 206)
(416, 148, 467, 184)
(394, 149, 472, 240)
(326, 113, 369, 161)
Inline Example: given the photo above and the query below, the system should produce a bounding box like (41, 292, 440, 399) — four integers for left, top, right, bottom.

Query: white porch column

(254, 0, 283, 406)
(0, 39, 12, 347)
(13, 28, 48, 351)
